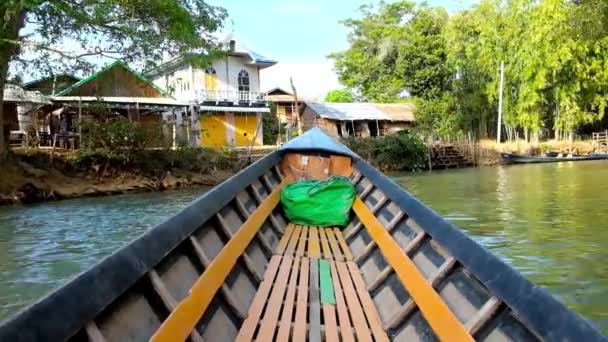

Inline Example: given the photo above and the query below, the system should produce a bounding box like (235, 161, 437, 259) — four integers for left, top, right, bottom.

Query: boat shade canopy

(279, 128, 359, 159)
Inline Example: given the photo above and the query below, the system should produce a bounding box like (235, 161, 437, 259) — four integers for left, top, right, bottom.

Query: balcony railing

(196, 89, 267, 104)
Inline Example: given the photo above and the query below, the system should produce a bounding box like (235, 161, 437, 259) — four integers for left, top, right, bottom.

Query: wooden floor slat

(236, 255, 283, 341)
(318, 228, 333, 259)
(334, 227, 353, 260)
(276, 257, 301, 341)
(308, 226, 321, 257)
(275, 224, 295, 255)
(329, 261, 355, 342)
(257, 256, 295, 340)
(296, 225, 308, 257)
(335, 261, 373, 342)
(325, 228, 344, 261)
(293, 257, 310, 342)
(309, 258, 322, 342)
(347, 261, 389, 342)
(285, 225, 302, 256)
(323, 304, 339, 342)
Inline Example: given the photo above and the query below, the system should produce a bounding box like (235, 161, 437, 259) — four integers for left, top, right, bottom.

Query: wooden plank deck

(235, 225, 388, 341)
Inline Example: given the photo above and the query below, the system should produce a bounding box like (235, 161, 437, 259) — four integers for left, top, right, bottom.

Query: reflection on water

(391, 160, 608, 333)
(0, 187, 209, 321)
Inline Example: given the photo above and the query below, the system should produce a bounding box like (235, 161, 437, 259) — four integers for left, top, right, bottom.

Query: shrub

(343, 132, 428, 171)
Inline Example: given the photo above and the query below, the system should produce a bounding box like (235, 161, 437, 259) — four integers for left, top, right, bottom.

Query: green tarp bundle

(280, 176, 356, 227)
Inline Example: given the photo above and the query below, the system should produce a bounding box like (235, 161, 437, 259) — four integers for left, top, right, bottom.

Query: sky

(209, 0, 477, 99)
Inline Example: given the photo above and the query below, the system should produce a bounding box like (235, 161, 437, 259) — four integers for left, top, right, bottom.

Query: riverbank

(0, 148, 241, 206)
(476, 139, 603, 165)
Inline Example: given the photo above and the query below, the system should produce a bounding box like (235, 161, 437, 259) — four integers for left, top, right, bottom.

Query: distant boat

(501, 152, 608, 164)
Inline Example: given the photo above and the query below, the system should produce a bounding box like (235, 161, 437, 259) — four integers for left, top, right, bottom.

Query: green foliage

(331, 0, 608, 140)
(414, 95, 461, 139)
(262, 102, 279, 145)
(330, 1, 452, 102)
(343, 132, 428, 171)
(324, 89, 354, 103)
(76, 119, 241, 175)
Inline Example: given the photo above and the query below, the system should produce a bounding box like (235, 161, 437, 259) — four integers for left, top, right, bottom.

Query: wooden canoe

(1, 128, 604, 341)
(501, 152, 608, 164)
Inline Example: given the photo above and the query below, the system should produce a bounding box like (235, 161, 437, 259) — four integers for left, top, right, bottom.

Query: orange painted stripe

(318, 228, 332, 259)
(353, 197, 474, 342)
(308, 226, 321, 257)
(150, 177, 291, 342)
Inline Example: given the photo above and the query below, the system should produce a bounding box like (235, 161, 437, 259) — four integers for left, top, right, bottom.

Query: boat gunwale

(354, 158, 606, 341)
(0, 151, 284, 342)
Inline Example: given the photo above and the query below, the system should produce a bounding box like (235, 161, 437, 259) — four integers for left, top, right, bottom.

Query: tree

(329, 1, 452, 102)
(324, 89, 354, 103)
(0, 0, 227, 160)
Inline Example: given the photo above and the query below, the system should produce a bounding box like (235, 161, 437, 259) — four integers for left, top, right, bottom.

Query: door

(200, 114, 225, 147)
(234, 114, 257, 147)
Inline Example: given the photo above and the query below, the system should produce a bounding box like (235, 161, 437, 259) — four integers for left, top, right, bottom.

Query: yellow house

(199, 109, 263, 147)
(146, 32, 277, 147)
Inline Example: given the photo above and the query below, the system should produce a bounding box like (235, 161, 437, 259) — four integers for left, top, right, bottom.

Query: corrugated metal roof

(51, 96, 189, 106)
(199, 106, 270, 113)
(305, 102, 415, 122)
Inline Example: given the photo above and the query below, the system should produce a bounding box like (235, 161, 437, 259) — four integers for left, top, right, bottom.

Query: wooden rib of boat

(1, 128, 604, 342)
(501, 152, 608, 164)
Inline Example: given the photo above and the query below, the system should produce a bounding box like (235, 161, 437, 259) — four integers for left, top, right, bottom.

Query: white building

(146, 33, 277, 147)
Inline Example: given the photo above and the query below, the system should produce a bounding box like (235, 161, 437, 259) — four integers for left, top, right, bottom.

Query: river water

(0, 161, 607, 333)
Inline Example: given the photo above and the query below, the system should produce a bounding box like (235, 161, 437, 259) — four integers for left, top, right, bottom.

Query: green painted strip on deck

(319, 259, 336, 305)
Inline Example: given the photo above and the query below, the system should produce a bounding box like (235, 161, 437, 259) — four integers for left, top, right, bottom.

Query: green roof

(57, 60, 173, 98)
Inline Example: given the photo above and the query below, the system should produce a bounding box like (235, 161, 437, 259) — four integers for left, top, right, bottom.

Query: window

(238, 69, 250, 92)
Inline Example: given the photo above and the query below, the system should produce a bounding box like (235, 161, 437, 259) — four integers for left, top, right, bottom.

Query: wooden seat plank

(329, 261, 355, 342)
(309, 258, 322, 342)
(325, 228, 344, 261)
(335, 261, 373, 342)
(318, 228, 333, 259)
(293, 257, 310, 342)
(323, 305, 339, 342)
(257, 256, 295, 341)
(346, 261, 389, 342)
(333, 227, 353, 260)
(285, 225, 302, 256)
(150, 177, 290, 342)
(308, 226, 321, 258)
(296, 225, 308, 257)
(353, 197, 474, 342)
(275, 223, 295, 255)
(276, 257, 302, 341)
(235, 255, 282, 341)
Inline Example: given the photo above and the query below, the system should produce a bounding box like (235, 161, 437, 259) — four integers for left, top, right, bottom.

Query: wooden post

(186, 107, 190, 145)
(172, 110, 177, 151)
(497, 61, 504, 144)
(78, 98, 82, 148)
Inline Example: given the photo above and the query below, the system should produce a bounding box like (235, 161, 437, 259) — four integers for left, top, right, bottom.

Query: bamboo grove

(330, 0, 608, 141)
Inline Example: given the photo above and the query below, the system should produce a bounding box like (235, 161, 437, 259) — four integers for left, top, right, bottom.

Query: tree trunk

(0, 6, 26, 161)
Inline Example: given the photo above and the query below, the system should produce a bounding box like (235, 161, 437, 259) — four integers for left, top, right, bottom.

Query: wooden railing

(196, 89, 267, 104)
(593, 130, 608, 150)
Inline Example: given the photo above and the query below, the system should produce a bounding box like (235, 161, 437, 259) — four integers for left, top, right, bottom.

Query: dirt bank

(0, 150, 239, 206)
